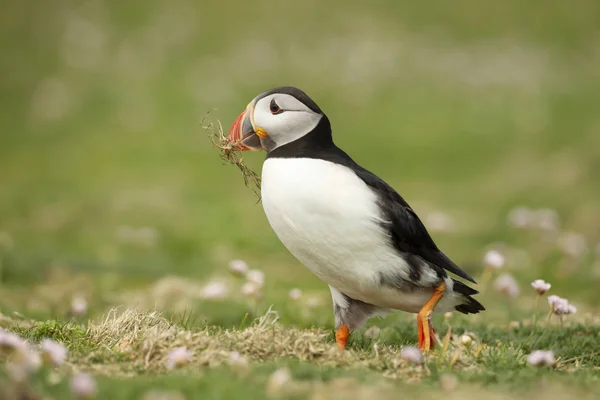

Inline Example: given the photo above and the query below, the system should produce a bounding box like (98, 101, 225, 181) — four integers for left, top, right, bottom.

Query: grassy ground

(1, 0, 600, 398)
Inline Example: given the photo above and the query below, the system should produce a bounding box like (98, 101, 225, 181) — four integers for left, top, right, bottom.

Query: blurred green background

(1, 0, 599, 326)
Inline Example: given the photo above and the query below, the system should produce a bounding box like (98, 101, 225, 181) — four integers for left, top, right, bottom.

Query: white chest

(261, 157, 402, 298)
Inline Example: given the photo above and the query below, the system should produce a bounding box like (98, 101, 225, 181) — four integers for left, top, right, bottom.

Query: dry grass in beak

(203, 113, 262, 200)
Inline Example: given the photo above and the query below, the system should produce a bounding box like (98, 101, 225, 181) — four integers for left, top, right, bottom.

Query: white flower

(460, 335, 473, 347)
(246, 270, 265, 287)
(493, 274, 519, 298)
(443, 312, 453, 321)
(531, 279, 551, 296)
(71, 296, 88, 315)
(241, 281, 263, 299)
(507, 207, 533, 229)
(364, 326, 381, 339)
(400, 346, 423, 364)
(70, 372, 98, 399)
(40, 338, 68, 366)
(548, 295, 577, 315)
(228, 259, 249, 277)
(227, 351, 249, 374)
(201, 281, 229, 300)
(288, 288, 302, 301)
(527, 350, 555, 367)
(166, 347, 192, 369)
(484, 250, 505, 269)
(5, 345, 41, 382)
(266, 367, 292, 395)
(0, 330, 27, 353)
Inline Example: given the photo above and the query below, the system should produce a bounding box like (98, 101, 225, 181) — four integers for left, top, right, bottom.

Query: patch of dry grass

(203, 113, 262, 200)
(79, 307, 505, 380)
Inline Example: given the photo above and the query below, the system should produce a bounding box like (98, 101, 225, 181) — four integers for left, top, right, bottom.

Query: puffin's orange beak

(227, 103, 263, 151)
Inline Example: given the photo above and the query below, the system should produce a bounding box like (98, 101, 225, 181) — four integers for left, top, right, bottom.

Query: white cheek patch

(253, 94, 322, 150)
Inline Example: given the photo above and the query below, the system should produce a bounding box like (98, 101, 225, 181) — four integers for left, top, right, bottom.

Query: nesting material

(203, 113, 261, 199)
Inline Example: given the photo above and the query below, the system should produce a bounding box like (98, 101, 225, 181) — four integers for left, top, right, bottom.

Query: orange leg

(335, 324, 350, 350)
(417, 282, 446, 353)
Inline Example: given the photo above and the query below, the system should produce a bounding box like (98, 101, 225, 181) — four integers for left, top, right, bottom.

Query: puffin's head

(227, 86, 325, 152)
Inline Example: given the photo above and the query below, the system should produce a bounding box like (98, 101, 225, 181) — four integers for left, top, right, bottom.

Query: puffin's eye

(269, 99, 283, 115)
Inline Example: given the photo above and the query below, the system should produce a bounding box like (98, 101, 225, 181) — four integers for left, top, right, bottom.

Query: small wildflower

(166, 347, 192, 369)
(246, 269, 265, 287)
(0, 330, 27, 353)
(484, 250, 505, 269)
(548, 295, 577, 315)
(228, 259, 249, 277)
(267, 367, 292, 395)
(70, 372, 97, 399)
(460, 334, 473, 347)
(400, 346, 423, 364)
(444, 312, 453, 322)
(527, 350, 555, 367)
(364, 326, 381, 339)
(493, 274, 520, 298)
(531, 279, 551, 295)
(201, 281, 229, 300)
(6, 345, 41, 382)
(71, 296, 88, 315)
(288, 288, 302, 301)
(40, 338, 67, 366)
(227, 351, 249, 374)
(507, 207, 533, 229)
(241, 281, 263, 299)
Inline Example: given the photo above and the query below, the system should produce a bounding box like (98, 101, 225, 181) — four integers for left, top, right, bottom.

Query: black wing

(352, 165, 476, 284)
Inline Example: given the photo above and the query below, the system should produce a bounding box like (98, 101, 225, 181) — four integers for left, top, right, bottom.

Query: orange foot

(417, 282, 446, 353)
(336, 324, 350, 350)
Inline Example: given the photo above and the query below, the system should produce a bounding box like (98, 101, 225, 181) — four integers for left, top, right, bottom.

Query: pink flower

(228, 259, 249, 277)
(70, 372, 98, 399)
(531, 279, 551, 295)
(527, 350, 555, 367)
(400, 346, 423, 364)
(267, 368, 292, 395)
(201, 281, 229, 300)
(71, 296, 88, 315)
(288, 288, 302, 301)
(246, 270, 265, 287)
(484, 250, 505, 269)
(40, 338, 67, 366)
(165, 347, 192, 369)
(493, 274, 519, 298)
(548, 295, 576, 315)
(0, 330, 27, 353)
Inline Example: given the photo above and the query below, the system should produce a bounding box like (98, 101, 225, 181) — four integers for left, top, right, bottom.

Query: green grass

(1, 0, 600, 398)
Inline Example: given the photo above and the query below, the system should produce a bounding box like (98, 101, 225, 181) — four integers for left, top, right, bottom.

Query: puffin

(227, 86, 484, 352)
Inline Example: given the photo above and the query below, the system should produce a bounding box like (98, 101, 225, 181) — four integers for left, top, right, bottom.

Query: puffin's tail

(452, 279, 485, 314)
